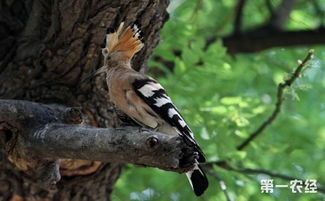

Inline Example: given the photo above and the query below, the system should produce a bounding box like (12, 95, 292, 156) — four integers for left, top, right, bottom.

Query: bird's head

(102, 22, 143, 66)
(101, 47, 131, 66)
(80, 22, 143, 83)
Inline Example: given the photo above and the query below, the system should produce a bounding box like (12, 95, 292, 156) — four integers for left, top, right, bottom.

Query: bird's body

(107, 66, 163, 130)
(107, 66, 183, 137)
(82, 22, 208, 196)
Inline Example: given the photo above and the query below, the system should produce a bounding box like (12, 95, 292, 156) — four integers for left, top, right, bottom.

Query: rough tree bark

(0, 0, 169, 200)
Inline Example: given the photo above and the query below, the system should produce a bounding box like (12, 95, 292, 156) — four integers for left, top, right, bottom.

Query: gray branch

(0, 99, 197, 187)
(28, 124, 187, 170)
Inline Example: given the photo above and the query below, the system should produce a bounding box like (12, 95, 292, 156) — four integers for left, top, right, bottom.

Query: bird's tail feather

(104, 22, 144, 59)
(186, 164, 209, 196)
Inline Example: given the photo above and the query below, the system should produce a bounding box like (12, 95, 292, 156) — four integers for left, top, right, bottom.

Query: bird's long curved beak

(80, 66, 106, 83)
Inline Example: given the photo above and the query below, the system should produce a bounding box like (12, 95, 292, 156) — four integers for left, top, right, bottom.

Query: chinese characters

(260, 179, 317, 193)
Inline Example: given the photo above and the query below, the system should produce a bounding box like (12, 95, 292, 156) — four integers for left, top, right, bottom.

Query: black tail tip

(191, 169, 209, 196)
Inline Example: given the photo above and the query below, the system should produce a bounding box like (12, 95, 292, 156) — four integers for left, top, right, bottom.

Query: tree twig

(237, 49, 314, 150)
(311, 0, 325, 27)
(265, 0, 274, 16)
(190, 0, 203, 21)
(217, 29, 325, 54)
(233, 0, 247, 35)
(204, 166, 234, 201)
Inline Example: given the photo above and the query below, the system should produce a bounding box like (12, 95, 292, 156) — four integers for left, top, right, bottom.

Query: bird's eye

(102, 48, 108, 55)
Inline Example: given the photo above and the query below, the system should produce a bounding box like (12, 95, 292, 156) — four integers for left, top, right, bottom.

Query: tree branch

(152, 29, 324, 76)
(237, 49, 314, 150)
(214, 28, 325, 54)
(0, 99, 198, 187)
(233, 0, 247, 35)
(268, 0, 296, 30)
(29, 124, 192, 171)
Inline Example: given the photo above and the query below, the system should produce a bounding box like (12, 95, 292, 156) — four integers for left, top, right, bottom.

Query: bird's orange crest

(104, 22, 144, 60)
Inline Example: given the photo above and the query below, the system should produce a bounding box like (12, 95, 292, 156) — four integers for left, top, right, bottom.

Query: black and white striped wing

(132, 78, 205, 162)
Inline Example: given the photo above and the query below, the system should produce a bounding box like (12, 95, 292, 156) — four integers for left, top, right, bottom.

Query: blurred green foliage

(112, 0, 325, 200)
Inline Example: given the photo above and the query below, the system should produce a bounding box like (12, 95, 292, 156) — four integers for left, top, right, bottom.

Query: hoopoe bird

(82, 22, 208, 196)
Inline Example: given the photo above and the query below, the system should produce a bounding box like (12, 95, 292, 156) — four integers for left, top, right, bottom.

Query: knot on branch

(146, 136, 159, 149)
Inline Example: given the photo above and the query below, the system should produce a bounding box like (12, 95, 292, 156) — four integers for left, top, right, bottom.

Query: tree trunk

(0, 0, 169, 200)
